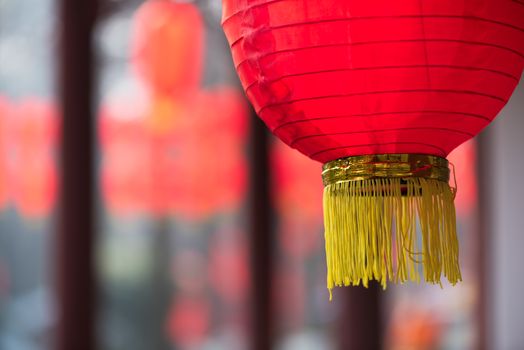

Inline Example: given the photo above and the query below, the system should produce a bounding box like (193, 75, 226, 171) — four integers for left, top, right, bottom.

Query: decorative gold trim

(322, 154, 450, 187)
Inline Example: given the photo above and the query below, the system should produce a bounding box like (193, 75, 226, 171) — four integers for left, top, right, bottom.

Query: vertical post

(57, 1, 97, 349)
(339, 284, 382, 350)
(249, 113, 273, 350)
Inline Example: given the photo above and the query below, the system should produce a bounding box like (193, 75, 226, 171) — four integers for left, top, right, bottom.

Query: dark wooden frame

(57, 1, 97, 349)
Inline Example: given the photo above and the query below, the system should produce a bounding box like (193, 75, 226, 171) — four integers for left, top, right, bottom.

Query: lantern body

(99, 103, 152, 215)
(167, 88, 248, 219)
(167, 296, 211, 347)
(0, 97, 10, 209)
(208, 230, 250, 303)
(103, 0, 247, 220)
(100, 88, 248, 219)
(222, 0, 524, 163)
(132, 0, 204, 94)
(271, 140, 323, 259)
(10, 99, 59, 218)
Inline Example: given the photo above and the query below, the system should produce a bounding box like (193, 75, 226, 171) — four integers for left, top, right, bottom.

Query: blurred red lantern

(166, 295, 210, 347)
(99, 100, 152, 216)
(99, 89, 179, 216)
(132, 0, 205, 94)
(271, 141, 323, 259)
(273, 265, 306, 329)
(223, 0, 524, 294)
(104, 0, 248, 219)
(208, 229, 250, 303)
(0, 96, 10, 210)
(100, 88, 248, 219)
(389, 307, 443, 350)
(167, 87, 248, 219)
(9, 99, 59, 218)
(143, 93, 191, 216)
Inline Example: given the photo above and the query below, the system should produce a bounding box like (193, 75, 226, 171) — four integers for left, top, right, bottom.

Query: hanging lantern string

(449, 161, 458, 199)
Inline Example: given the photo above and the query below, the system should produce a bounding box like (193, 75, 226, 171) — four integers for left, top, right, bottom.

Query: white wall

(490, 81, 524, 350)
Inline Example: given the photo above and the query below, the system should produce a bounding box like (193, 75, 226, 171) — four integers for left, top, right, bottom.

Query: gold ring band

(322, 154, 450, 187)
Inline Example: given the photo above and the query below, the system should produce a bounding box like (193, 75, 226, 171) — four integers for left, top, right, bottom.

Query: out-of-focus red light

(100, 88, 248, 219)
(208, 230, 250, 303)
(167, 88, 248, 219)
(9, 98, 59, 218)
(131, 0, 204, 95)
(272, 141, 323, 259)
(166, 295, 210, 347)
(99, 102, 152, 216)
(0, 96, 10, 210)
(389, 307, 444, 350)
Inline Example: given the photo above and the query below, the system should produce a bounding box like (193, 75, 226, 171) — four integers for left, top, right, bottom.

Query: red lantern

(166, 88, 249, 219)
(0, 97, 10, 210)
(9, 99, 60, 218)
(99, 99, 152, 216)
(99, 90, 182, 216)
(132, 0, 204, 94)
(271, 140, 323, 259)
(222, 0, 524, 296)
(389, 306, 443, 349)
(166, 295, 211, 347)
(208, 229, 250, 303)
(100, 88, 248, 219)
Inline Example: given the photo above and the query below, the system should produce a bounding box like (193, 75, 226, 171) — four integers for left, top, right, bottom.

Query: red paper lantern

(271, 140, 323, 259)
(132, 0, 204, 94)
(99, 100, 152, 216)
(389, 307, 443, 349)
(208, 229, 250, 303)
(100, 88, 248, 219)
(9, 98, 60, 218)
(99, 90, 184, 216)
(166, 295, 211, 347)
(222, 0, 524, 295)
(168, 88, 248, 219)
(0, 96, 10, 210)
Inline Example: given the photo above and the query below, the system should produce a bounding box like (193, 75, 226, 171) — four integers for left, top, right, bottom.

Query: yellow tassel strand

(322, 155, 462, 300)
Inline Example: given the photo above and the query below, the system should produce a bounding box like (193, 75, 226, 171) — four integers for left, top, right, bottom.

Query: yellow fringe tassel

(323, 177, 461, 300)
